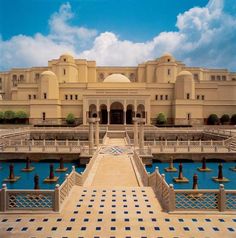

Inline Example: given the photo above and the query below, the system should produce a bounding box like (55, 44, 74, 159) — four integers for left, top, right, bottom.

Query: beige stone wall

(0, 53, 235, 125)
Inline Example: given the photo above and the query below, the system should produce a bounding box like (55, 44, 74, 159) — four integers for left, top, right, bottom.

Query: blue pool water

(146, 161, 236, 190)
(0, 161, 85, 190)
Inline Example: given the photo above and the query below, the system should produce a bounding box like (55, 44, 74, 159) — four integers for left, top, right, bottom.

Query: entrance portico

(84, 96, 150, 125)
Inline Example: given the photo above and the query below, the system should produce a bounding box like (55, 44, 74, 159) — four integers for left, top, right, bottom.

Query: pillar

(87, 118, 95, 154)
(133, 117, 139, 147)
(124, 110, 126, 125)
(95, 118, 100, 146)
(107, 110, 110, 125)
(138, 118, 145, 152)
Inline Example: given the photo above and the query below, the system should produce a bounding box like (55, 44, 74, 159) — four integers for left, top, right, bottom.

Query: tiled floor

(0, 186, 235, 238)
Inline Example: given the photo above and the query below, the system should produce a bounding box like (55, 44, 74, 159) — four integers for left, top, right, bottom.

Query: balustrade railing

(0, 167, 83, 213)
(148, 168, 236, 212)
(132, 151, 149, 186)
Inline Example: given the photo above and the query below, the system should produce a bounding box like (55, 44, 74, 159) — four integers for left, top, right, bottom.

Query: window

(33, 95, 36, 99)
(160, 95, 163, 100)
(65, 95, 68, 100)
(35, 73, 40, 82)
(194, 74, 199, 80)
(75, 95, 78, 100)
(0, 78, 2, 90)
(12, 75, 17, 86)
(0, 78, 2, 83)
(42, 112, 46, 121)
(64, 58, 66, 62)
(167, 58, 170, 62)
(202, 95, 205, 100)
(186, 93, 190, 99)
(217, 75, 221, 80)
(63, 69, 66, 75)
(187, 113, 191, 121)
(211, 75, 215, 81)
(167, 69, 171, 75)
(232, 78, 236, 81)
(19, 75, 24, 82)
(155, 95, 158, 100)
(165, 95, 168, 100)
(222, 75, 226, 81)
(43, 93, 47, 99)
(70, 95, 73, 100)
(28, 95, 31, 100)
(197, 95, 200, 100)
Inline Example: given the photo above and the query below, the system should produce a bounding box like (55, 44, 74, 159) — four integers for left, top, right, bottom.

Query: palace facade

(0, 53, 235, 125)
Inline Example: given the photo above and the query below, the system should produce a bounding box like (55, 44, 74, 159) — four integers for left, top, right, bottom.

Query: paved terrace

(0, 136, 235, 238)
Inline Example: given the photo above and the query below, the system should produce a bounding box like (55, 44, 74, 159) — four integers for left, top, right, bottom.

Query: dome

(161, 52, 173, 58)
(104, 74, 131, 83)
(60, 52, 74, 58)
(177, 71, 193, 77)
(41, 71, 56, 77)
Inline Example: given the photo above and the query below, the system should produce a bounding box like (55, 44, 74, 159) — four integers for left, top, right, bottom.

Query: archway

(137, 104, 145, 118)
(126, 104, 134, 124)
(110, 102, 124, 124)
(100, 104, 108, 124)
(89, 104, 97, 118)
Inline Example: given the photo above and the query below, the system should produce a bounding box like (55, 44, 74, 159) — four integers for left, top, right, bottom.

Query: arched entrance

(89, 104, 97, 118)
(110, 102, 124, 124)
(100, 104, 108, 124)
(126, 104, 134, 124)
(137, 104, 145, 118)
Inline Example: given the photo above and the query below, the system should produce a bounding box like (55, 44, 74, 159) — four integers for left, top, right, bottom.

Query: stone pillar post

(219, 184, 226, 212)
(138, 118, 145, 152)
(87, 118, 95, 154)
(54, 184, 60, 212)
(95, 118, 100, 146)
(168, 184, 175, 212)
(132, 117, 139, 147)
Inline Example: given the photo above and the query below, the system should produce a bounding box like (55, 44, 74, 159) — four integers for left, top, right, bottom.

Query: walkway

(85, 137, 139, 187)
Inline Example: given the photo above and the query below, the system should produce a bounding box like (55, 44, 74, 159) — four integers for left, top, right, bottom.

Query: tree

(4, 110, 16, 122)
(207, 114, 219, 125)
(156, 113, 167, 125)
(231, 114, 236, 125)
(220, 114, 230, 124)
(66, 113, 75, 124)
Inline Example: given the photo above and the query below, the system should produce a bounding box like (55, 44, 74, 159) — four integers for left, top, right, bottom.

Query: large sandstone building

(0, 53, 235, 125)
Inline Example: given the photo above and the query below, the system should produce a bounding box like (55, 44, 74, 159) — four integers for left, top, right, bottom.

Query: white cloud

(0, 0, 236, 71)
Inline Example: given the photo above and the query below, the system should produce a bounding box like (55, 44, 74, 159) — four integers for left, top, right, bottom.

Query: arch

(137, 104, 145, 118)
(126, 104, 134, 124)
(110, 102, 124, 124)
(89, 104, 97, 118)
(100, 104, 108, 124)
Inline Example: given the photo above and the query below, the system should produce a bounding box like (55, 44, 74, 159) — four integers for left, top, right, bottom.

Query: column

(95, 118, 100, 146)
(107, 110, 110, 125)
(138, 118, 145, 152)
(87, 118, 95, 154)
(124, 110, 126, 125)
(133, 117, 139, 147)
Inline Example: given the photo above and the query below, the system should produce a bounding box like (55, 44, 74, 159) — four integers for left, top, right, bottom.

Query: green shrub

(15, 111, 28, 119)
(66, 113, 75, 124)
(207, 114, 219, 125)
(4, 110, 16, 121)
(0, 111, 4, 123)
(220, 114, 230, 124)
(231, 114, 236, 125)
(156, 113, 167, 125)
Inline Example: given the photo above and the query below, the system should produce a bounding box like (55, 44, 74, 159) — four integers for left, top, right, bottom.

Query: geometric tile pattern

(1, 186, 235, 238)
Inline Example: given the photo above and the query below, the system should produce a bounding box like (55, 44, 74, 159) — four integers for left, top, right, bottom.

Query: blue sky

(0, 0, 236, 70)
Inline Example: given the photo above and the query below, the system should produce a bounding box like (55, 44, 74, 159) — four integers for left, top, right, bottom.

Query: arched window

(12, 75, 17, 87)
(19, 74, 24, 82)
